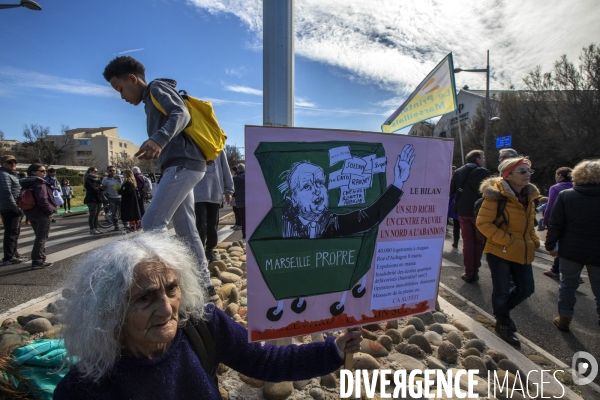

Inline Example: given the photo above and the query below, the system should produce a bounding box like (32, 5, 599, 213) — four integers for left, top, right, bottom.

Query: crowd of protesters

(449, 145, 600, 346)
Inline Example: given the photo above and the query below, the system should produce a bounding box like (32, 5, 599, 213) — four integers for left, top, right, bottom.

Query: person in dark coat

(19, 163, 57, 269)
(118, 170, 141, 232)
(84, 167, 104, 235)
(232, 163, 246, 239)
(0, 154, 25, 265)
(449, 150, 491, 283)
(132, 166, 146, 218)
(545, 159, 600, 332)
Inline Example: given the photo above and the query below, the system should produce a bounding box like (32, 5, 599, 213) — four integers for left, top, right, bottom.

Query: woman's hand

(550, 250, 559, 257)
(335, 329, 363, 355)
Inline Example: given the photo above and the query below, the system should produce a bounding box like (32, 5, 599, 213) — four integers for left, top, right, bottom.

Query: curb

(439, 296, 584, 399)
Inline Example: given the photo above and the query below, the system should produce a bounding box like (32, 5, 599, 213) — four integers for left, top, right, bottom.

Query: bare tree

(462, 43, 600, 192)
(224, 144, 244, 168)
(113, 152, 136, 170)
(19, 124, 74, 165)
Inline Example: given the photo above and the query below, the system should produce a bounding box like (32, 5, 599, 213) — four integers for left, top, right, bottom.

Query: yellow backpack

(150, 89, 227, 161)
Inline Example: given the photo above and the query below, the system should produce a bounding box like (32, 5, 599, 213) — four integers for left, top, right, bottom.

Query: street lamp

(0, 0, 41, 10)
(454, 50, 491, 166)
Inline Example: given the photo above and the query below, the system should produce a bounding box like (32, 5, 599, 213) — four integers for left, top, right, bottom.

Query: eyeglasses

(108, 170, 116, 172)
(37, 169, 47, 173)
(513, 169, 534, 175)
(4, 160, 17, 165)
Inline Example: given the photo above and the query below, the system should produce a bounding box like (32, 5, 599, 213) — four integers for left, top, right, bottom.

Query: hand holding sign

(393, 144, 415, 190)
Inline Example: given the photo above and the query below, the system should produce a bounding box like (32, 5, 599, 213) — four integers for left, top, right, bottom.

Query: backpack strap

(183, 317, 219, 387)
(496, 198, 508, 228)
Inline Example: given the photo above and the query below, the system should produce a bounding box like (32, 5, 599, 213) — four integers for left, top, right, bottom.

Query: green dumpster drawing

(249, 141, 415, 321)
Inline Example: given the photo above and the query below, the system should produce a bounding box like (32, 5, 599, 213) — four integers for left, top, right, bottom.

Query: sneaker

(95, 229, 103, 234)
(461, 273, 476, 284)
(2, 258, 22, 266)
(232, 225, 242, 231)
(90, 229, 102, 235)
(543, 270, 560, 280)
(31, 261, 53, 269)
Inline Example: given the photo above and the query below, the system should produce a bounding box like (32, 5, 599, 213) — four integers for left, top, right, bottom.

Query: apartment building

(46, 127, 139, 169)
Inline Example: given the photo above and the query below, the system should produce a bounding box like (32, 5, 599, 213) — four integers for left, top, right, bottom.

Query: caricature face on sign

(246, 126, 453, 342)
(288, 163, 328, 217)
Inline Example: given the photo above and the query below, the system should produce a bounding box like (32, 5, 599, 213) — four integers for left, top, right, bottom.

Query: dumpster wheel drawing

(249, 142, 415, 322)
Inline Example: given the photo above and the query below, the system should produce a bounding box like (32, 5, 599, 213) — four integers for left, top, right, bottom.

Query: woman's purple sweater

(544, 181, 573, 223)
(53, 304, 343, 399)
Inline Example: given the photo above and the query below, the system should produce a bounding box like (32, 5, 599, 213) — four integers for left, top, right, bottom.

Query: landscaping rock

(406, 317, 425, 332)
(498, 359, 525, 378)
(400, 325, 417, 339)
(209, 260, 227, 272)
(463, 331, 478, 340)
(263, 381, 293, 400)
(426, 356, 447, 372)
(486, 350, 507, 364)
(423, 331, 443, 346)
(219, 271, 241, 284)
(225, 303, 239, 318)
(461, 348, 481, 358)
(432, 312, 447, 323)
(320, 373, 337, 389)
(446, 331, 463, 349)
(395, 343, 426, 359)
(17, 314, 44, 326)
(363, 323, 382, 332)
(239, 372, 264, 387)
(437, 341, 458, 364)
(23, 318, 52, 334)
(217, 283, 237, 300)
(293, 380, 311, 390)
(1, 318, 17, 328)
(353, 353, 381, 370)
(415, 312, 435, 325)
(452, 320, 469, 332)
(407, 334, 433, 354)
(360, 328, 377, 341)
(225, 266, 243, 277)
(384, 329, 402, 344)
(462, 356, 487, 376)
(427, 323, 444, 335)
(46, 302, 61, 314)
(385, 320, 398, 330)
(482, 355, 498, 372)
(464, 339, 486, 352)
(360, 339, 389, 357)
(387, 354, 425, 373)
(440, 323, 460, 333)
(376, 335, 393, 352)
(309, 387, 325, 400)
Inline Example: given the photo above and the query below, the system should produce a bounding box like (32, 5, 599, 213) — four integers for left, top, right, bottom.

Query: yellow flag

(382, 53, 458, 133)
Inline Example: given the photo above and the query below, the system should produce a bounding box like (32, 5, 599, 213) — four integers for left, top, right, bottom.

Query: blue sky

(1, 0, 598, 151)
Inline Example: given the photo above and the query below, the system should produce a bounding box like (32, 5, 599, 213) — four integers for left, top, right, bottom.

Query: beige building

(46, 127, 139, 169)
(1, 139, 21, 153)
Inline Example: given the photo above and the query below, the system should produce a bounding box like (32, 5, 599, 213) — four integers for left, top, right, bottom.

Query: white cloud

(225, 66, 250, 77)
(224, 85, 263, 96)
(203, 97, 261, 106)
(295, 97, 316, 108)
(186, 0, 600, 96)
(117, 48, 145, 55)
(0, 66, 116, 97)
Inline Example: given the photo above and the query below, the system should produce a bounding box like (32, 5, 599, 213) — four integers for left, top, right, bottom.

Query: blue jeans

(558, 257, 600, 318)
(487, 253, 535, 318)
(142, 166, 210, 287)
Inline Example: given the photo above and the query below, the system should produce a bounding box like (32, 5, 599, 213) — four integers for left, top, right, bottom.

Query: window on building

(77, 139, 92, 146)
(119, 142, 123, 148)
(440, 131, 447, 138)
(124, 143, 127, 148)
(110, 140, 113, 148)
(76, 151, 93, 157)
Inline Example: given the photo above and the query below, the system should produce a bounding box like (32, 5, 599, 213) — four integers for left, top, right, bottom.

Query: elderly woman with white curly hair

(54, 233, 362, 399)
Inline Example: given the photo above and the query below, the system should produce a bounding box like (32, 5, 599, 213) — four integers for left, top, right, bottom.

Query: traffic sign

(496, 135, 512, 149)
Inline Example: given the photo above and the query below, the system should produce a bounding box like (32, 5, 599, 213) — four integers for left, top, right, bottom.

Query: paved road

(440, 226, 600, 386)
(0, 205, 240, 314)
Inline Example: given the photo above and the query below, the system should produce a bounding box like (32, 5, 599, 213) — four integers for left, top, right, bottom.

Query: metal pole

(263, 0, 294, 127)
(456, 111, 465, 165)
(483, 50, 490, 166)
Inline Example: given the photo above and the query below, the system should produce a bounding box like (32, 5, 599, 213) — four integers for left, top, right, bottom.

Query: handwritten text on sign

(370, 238, 443, 310)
